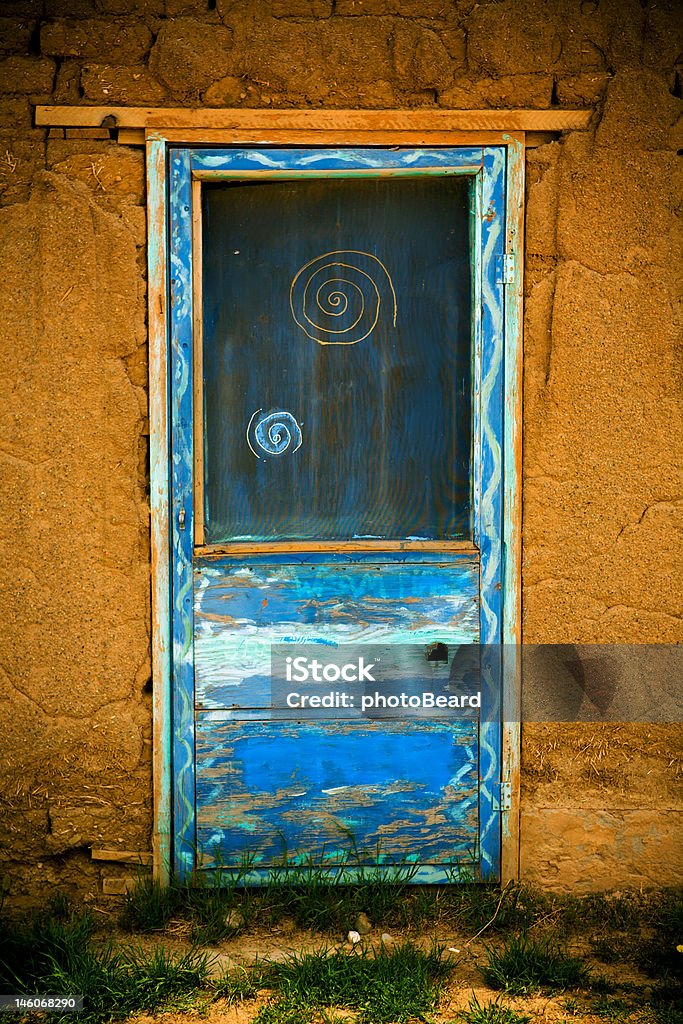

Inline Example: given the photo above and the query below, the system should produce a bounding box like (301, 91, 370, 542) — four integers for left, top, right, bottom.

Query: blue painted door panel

(168, 146, 508, 883)
(194, 555, 479, 711)
(196, 718, 479, 870)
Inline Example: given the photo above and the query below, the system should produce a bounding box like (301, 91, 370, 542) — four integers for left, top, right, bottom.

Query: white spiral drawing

(290, 250, 397, 345)
(246, 409, 302, 460)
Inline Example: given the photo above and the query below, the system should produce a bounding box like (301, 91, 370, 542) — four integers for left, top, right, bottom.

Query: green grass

(0, 903, 97, 992)
(636, 891, 683, 981)
(481, 934, 589, 995)
(0, 904, 213, 1024)
(0, 898, 454, 1024)
(213, 966, 261, 1003)
(117, 850, 683, 955)
(119, 840, 447, 938)
(254, 941, 454, 1024)
(119, 875, 184, 932)
(3, 881, 682, 1024)
(452, 993, 532, 1023)
(261, 855, 424, 932)
(588, 995, 636, 1020)
(120, 858, 256, 941)
(118, 872, 556, 940)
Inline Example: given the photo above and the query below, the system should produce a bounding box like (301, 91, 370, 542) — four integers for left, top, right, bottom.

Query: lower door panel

(191, 553, 501, 880)
(196, 717, 479, 870)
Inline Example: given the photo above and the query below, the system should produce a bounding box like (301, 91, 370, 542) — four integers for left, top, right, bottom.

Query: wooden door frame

(146, 124, 523, 886)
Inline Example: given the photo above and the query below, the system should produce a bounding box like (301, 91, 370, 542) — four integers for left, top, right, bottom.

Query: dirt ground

(106, 914, 670, 1024)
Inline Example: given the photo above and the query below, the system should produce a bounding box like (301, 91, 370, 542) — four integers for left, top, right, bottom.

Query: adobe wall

(0, 0, 680, 907)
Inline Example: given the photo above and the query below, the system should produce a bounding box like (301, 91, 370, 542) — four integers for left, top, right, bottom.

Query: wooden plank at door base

(91, 848, 153, 865)
(35, 105, 592, 131)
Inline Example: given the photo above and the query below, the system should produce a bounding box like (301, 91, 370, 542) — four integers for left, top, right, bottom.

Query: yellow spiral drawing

(290, 250, 397, 345)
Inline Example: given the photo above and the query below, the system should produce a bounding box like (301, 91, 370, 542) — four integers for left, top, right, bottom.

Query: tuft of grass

(588, 995, 635, 1020)
(120, 861, 254, 941)
(589, 974, 618, 995)
(213, 967, 260, 1004)
(255, 941, 454, 1023)
(453, 993, 532, 1023)
(481, 934, 589, 995)
(119, 875, 183, 932)
(651, 1004, 683, 1024)
(255, 1000, 317, 1023)
(45, 943, 212, 1021)
(259, 834, 424, 933)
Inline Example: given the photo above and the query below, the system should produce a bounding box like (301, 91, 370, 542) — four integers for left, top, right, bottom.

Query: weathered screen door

(167, 145, 515, 883)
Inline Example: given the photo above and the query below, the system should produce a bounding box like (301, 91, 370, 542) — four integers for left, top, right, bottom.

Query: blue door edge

(164, 144, 516, 885)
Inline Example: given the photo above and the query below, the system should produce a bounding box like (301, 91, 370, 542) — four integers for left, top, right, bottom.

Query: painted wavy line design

(173, 571, 195, 871)
(290, 250, 397, 346)
(170, 154, 197, 876)
(478, 720, 499, 875)
(479, 148, 505, 646)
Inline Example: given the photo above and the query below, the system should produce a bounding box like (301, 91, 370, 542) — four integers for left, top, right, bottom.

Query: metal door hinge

(495, 253, 515, 285)
(178, 507, 186, 531)
(494, 781, 512, 811)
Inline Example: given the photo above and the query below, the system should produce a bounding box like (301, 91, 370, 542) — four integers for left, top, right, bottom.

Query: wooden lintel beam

(36, 105, 592, 132)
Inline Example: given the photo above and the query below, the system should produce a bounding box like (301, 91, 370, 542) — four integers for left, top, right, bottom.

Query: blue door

(168, 147, 509, 883)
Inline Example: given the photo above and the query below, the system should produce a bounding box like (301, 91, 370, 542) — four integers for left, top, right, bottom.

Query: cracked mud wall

(0, 0, 681, 905)
(0, 168, 151, 905)
(521, 62, 682, 889)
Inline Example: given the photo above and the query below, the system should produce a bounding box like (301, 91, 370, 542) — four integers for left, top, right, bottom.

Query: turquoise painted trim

(190, 147, 483, 175)
(475, 147, 507, 880)
(478, 148, 505, 646)
(169, 148, 196, 880)
(469, 178, 481, 543)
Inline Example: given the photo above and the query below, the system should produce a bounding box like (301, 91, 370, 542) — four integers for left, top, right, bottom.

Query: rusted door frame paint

(147, 134, 523, 886)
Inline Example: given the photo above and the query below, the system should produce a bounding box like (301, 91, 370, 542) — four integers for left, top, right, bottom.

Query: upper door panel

(201, 174, 473, 544)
